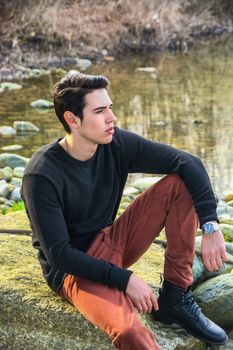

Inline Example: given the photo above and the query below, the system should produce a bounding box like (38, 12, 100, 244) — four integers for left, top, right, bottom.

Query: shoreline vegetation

(1, 0, 233, 71)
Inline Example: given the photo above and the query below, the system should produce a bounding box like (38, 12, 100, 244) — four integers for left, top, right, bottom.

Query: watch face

(203, 222, 215, 234)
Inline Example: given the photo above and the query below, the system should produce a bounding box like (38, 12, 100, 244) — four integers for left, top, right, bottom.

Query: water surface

(0, 44, 233, 195)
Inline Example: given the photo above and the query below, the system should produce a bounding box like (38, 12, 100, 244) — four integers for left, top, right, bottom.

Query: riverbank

(1, 0, 233, 71)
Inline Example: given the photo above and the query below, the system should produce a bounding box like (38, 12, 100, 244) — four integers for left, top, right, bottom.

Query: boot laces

(180, 290, 201, 319)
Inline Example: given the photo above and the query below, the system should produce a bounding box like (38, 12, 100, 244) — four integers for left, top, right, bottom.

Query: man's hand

(201, 230, 228, 271)
(126, 273, 158, 314)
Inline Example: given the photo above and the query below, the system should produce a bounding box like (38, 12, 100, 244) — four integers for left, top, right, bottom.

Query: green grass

(1, 201, 25, 214)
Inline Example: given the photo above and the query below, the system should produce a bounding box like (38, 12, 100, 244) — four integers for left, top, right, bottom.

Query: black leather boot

(153, 280, 228, 345)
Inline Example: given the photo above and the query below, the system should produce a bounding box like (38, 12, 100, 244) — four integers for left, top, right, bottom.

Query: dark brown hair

(52, 70, 109, 133)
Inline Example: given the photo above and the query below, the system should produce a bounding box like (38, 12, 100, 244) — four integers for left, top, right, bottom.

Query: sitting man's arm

(22, 174, 133, 291)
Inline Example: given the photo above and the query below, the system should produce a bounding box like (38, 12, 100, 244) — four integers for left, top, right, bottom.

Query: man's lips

(105, 127, 114, 134)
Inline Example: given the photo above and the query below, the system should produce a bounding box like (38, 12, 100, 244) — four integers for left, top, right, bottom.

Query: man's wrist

(202, 221, 219, 235)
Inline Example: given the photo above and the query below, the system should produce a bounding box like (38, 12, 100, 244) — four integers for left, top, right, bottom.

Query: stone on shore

(136, 67, 157, 73)
(0, 82, 22, 91)
(0, 167, 13, 181)
(0, 153, 29, 168)
(10, 187, 22, 201)
(13, 121, 40, 132)
(1, 144, 23, 151)
(30, 99, 54, 109)
(0, 126, 16, 137)
(12, 167, 25, 178)
(0, 180, 12, 198)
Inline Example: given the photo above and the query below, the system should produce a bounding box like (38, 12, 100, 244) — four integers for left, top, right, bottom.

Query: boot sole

(153, 312, 229, 346)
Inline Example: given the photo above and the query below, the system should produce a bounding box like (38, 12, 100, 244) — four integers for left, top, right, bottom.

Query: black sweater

(21, 127, 218, 293)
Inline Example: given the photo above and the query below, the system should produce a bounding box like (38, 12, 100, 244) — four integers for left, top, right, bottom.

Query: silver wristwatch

(202, 221, 219, 235)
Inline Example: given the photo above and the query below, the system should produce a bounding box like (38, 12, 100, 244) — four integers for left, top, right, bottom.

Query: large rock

(13, 121, 40, 132)
(193, 274, 233, 329)
(0, 153, 29, 168)
(0, 229, 208, 350)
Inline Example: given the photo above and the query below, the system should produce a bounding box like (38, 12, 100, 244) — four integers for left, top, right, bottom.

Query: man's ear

(64, 111, 81, 129)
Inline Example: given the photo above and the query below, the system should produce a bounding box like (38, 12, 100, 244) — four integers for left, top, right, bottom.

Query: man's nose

(107, 109, 117, 123)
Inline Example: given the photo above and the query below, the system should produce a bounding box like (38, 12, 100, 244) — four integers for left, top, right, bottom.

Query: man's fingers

(151, 293, 158, 311)
(222, 251, 228, 262)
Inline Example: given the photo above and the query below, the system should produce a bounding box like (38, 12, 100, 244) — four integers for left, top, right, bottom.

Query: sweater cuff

(109, 265, 133, 291)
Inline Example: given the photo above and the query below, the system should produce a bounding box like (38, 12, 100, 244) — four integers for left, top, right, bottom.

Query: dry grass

(0, 0, 232, 66)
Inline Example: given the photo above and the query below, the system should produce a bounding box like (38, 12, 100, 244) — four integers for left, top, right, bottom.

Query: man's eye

(96, 109, 103, 113)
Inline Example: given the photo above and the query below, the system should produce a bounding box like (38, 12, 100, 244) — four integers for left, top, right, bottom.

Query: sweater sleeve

(119, 128, 218, 227)
(22, 174, 132, 291)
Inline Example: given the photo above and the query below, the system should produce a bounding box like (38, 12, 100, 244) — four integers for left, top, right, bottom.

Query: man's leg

(58, 230, 160, 350)
(110, 174, 198, 287)
(109, 174, 227, 345)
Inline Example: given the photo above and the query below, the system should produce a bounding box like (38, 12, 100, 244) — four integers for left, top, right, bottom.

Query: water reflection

(0, 44, 233, 194)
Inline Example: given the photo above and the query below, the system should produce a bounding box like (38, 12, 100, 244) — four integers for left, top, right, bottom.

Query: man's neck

(60, 134, 98, 161)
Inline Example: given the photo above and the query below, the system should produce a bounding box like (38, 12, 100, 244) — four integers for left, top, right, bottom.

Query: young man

(21, 71, 228, 350)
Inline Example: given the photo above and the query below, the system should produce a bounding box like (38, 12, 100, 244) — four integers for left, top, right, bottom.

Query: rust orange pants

(58, 175, 199, 349)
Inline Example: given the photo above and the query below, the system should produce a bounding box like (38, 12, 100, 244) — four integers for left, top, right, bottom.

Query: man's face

(77, 88, 117, 145)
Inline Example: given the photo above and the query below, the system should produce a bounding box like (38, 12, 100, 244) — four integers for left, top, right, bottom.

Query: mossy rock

(0, 229, 207, 350)
(193, 274, 233, 329)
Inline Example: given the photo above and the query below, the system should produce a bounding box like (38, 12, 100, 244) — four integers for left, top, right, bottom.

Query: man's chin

(99, 135, 113, 144)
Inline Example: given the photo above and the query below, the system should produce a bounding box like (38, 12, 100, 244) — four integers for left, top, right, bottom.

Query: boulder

(0, 126, 16, 137)
(0, 153, 29, 168)
(0, 229, 207, 350)
(193, 274, 233, 329)
(30, 99, 54, 109)
(0, 82, 22, 90)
